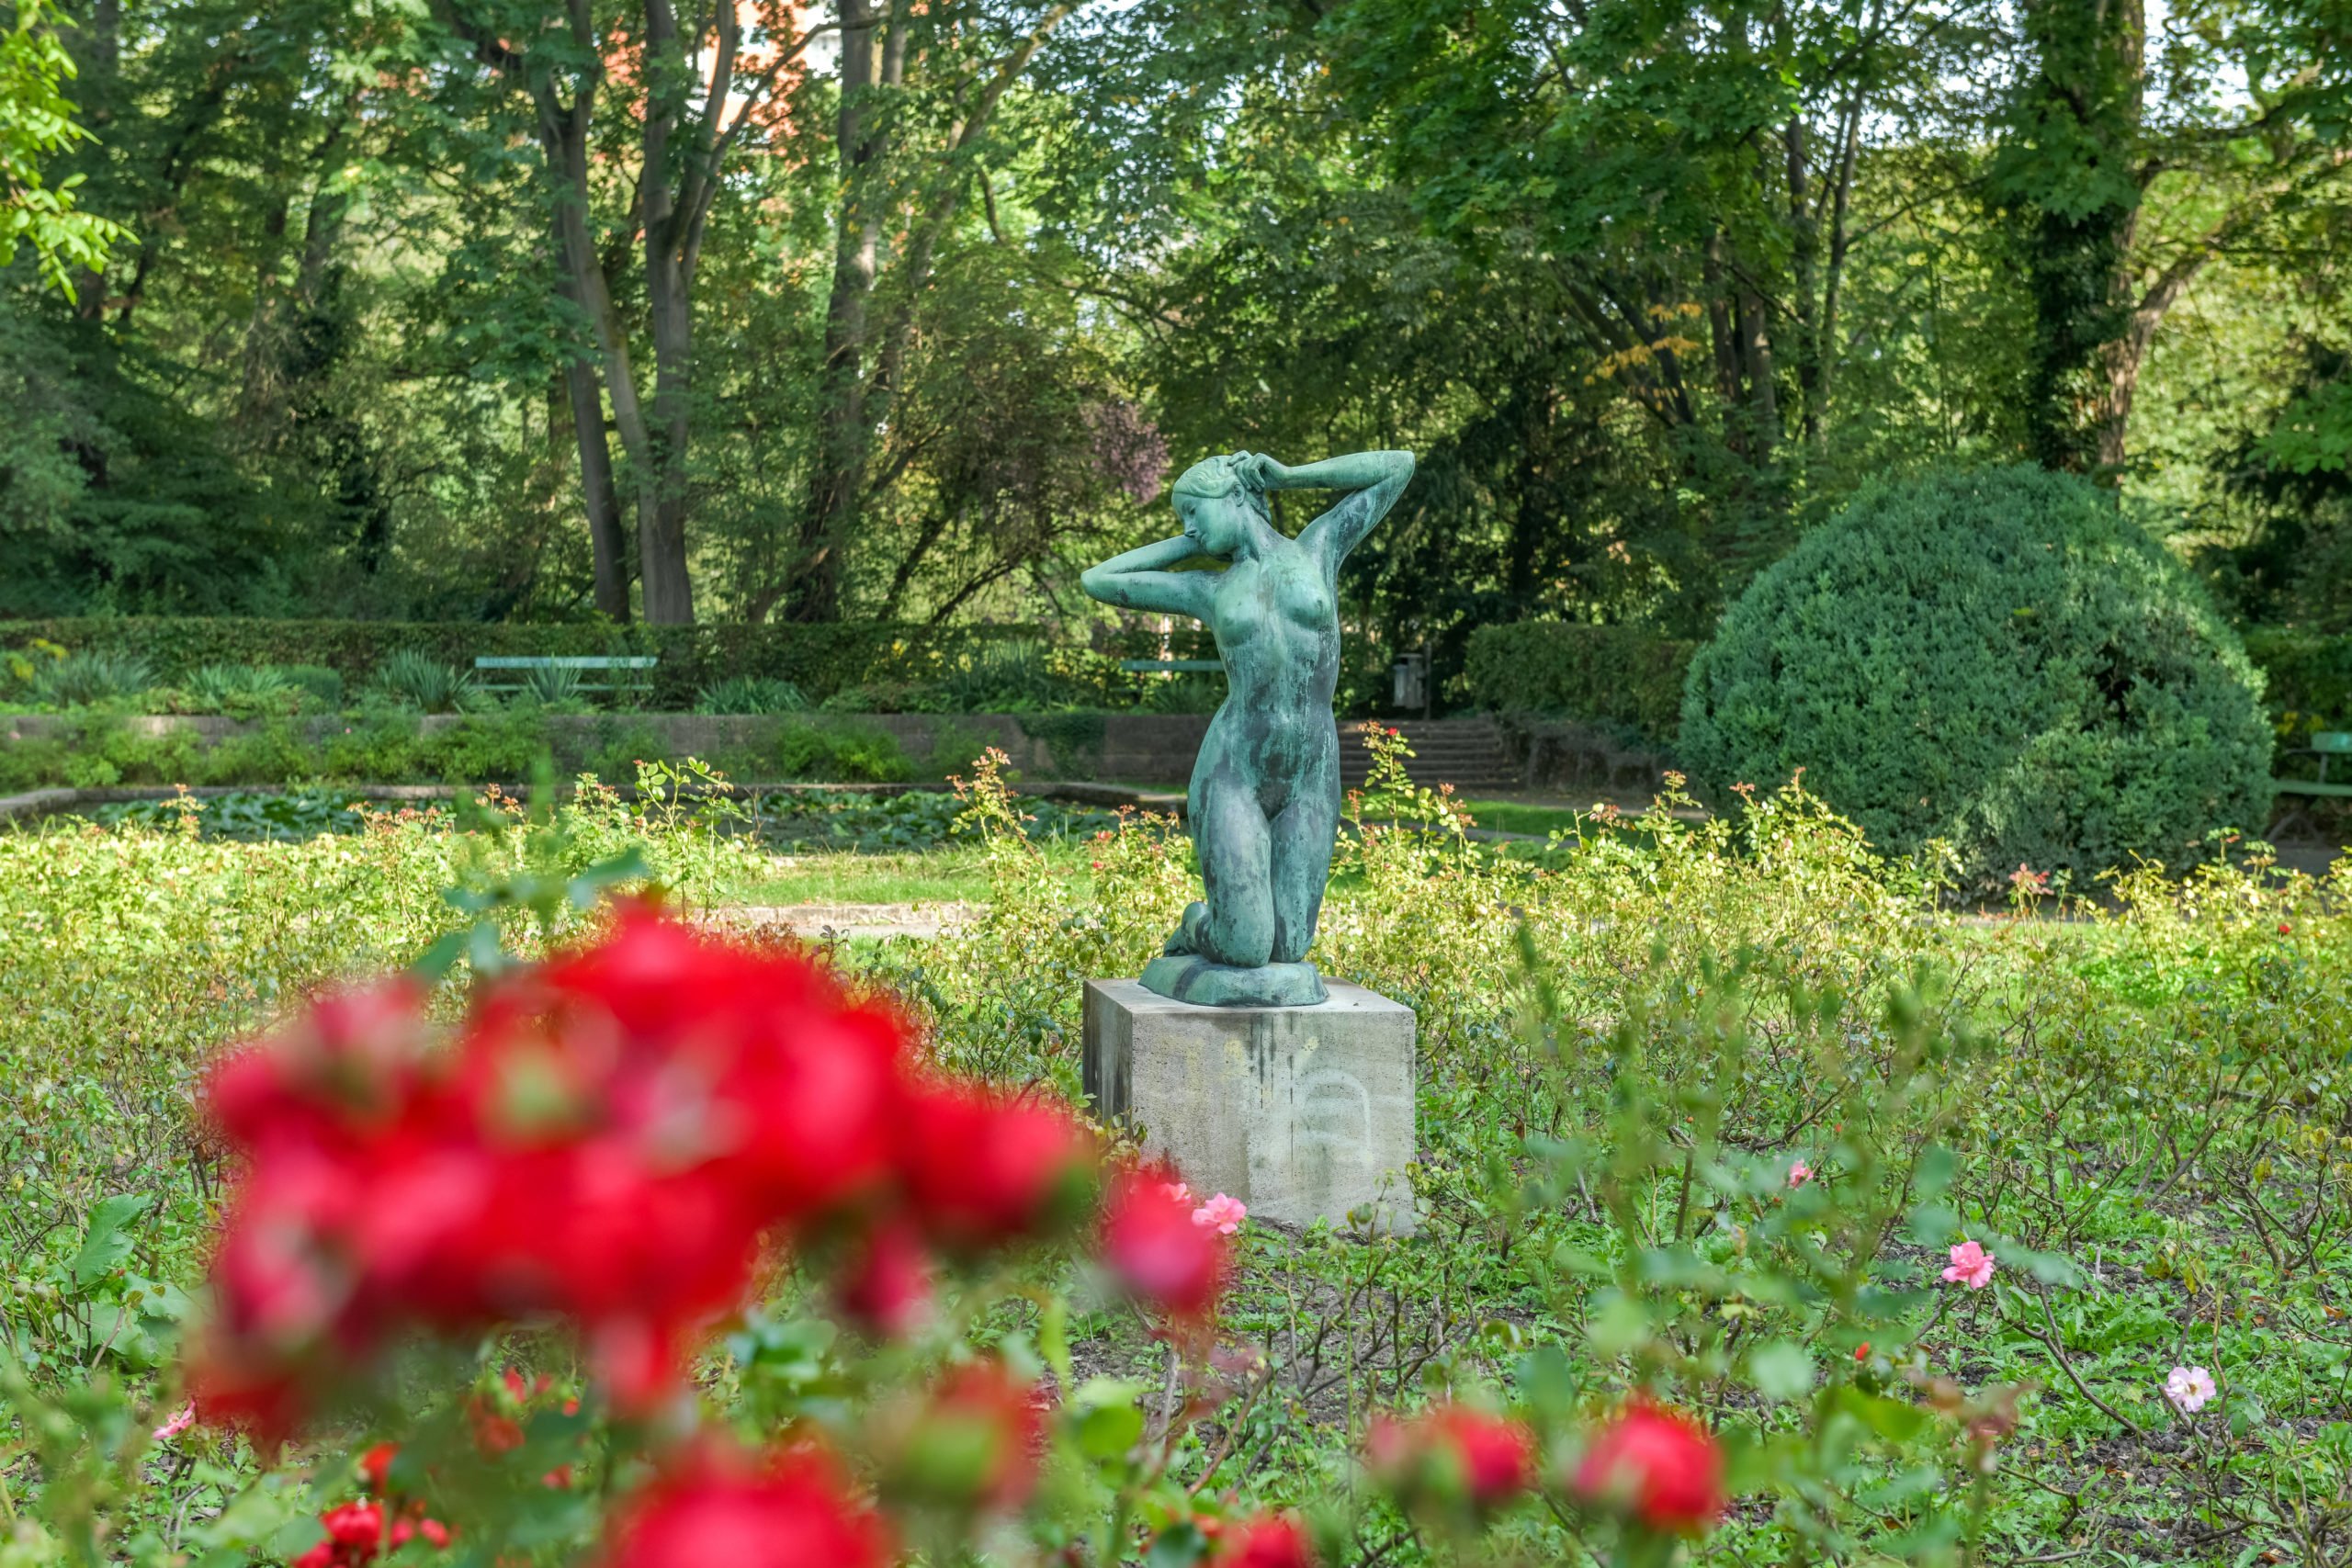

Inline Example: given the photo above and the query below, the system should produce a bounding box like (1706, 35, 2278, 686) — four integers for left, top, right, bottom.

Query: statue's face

(1177, 491, 1253, 558)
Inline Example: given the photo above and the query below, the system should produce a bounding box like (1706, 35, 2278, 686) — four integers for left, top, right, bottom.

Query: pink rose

(1940, 1240, 1995, 1290)
(1191, 1194, 1248, 1235)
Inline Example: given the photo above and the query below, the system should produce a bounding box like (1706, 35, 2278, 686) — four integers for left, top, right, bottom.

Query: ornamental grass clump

(1680, 464, 2273, 889)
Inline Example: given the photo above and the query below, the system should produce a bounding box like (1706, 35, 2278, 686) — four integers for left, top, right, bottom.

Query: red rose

(600, 1443, 892, 1568)
(1571, 1402, 1727, 1535)
(1367, 1404, 1536, 1507)
(834, 1218, 933, 1338)
(898, 1083, 1093, 1248)
(321, 1499, 383, 1551)
(1215, 1513, 1315, 1568)
(390, 1517, 452, 1549)
(1100, 1167, 1227, 1320)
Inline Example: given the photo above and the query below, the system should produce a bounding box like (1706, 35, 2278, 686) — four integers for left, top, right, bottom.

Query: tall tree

(775, 0, 1076, 622)
(1994, 0, 2352, 475)
(429, 0, 816, 623)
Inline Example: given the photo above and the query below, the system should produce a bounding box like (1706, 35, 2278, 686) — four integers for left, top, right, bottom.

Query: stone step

(1336, 717, 1518, 791)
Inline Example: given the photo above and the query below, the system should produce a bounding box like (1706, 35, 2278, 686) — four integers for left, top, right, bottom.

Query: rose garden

(6, 3, 2352, 1564)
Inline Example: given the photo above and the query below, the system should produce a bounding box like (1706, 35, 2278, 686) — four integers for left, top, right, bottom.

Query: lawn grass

(731, 843, 1093, 907)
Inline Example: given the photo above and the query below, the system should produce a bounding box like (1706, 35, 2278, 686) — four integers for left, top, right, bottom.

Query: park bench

(472, 655, 657, 695)
(2276, 730, 2352, 798)
(1118, 659, 1223, 673)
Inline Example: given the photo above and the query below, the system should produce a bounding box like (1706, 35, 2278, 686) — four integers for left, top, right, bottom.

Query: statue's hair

(1170, 453, 1271, 519)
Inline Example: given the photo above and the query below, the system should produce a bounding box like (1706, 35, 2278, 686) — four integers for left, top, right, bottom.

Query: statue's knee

(1225, 931, 1275, 968)
(1211, 906, 1275, 968)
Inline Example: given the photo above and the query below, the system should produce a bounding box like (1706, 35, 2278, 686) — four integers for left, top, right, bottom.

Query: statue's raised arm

(1258, 450, 1417, 573)
(1079, 534, 1215, 620)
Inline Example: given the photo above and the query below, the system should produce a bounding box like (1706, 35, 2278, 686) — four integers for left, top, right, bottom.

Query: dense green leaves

(1680, 464, 2275, 885)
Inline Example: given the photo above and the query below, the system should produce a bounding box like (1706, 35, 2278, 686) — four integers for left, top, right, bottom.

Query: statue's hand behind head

(1229, 452, 1279, 491)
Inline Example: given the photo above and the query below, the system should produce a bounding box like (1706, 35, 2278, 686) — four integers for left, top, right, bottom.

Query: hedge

(1466, 616, 2348, 751)
(0, 618, 1044, 709)
(1463, 622, 1698, 743)
(2244, 626, 2352, 730)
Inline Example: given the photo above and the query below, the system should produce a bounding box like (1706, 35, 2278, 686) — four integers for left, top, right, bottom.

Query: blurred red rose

(834, 1218, 933, 1338)
(1100, 1166, 1227, 1320)
(1367, 1404, 1536, 1508)
(1215, 1513, 1315, 1568)
(1570, 1401, 1727, 1535)
(600, 1442, 891, 1568)
(898, 1082, 1093, 1249)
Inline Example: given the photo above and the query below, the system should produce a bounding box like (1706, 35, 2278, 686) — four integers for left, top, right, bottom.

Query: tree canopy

(3, 0, 2348, 655)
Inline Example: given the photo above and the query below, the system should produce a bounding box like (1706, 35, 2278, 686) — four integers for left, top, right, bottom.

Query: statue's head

(1171, 452, 1271, 558)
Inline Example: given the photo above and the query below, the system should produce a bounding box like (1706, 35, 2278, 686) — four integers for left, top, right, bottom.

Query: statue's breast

(1212, 558, 1335, 669)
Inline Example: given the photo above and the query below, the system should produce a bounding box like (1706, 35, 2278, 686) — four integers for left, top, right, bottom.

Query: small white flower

(2164, 1365, 2216, 1414)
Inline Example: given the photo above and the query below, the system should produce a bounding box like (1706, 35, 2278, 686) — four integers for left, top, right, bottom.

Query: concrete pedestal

(1081, 978, 1418, 1236)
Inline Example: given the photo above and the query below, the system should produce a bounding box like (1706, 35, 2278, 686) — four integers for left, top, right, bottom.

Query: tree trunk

(69, 0, 120, 320)
(1702, 231, 1744, 454)
(2002, 0, 2146, 476)
(789, 0, 883, 624)
(550, 253, 630, 622)
(539, 105, 670, 611)
(1783, 114, 1825, 448)
(639, 247, 696, 623)
(632, 0, 698, 625)
(1736, 285, 1779, 442)
(1816, 95, 1861, 444)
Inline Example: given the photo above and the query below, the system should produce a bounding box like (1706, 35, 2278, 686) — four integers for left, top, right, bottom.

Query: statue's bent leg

(1268, 773, 1340, 964)
(1193, 773, 1277, 968)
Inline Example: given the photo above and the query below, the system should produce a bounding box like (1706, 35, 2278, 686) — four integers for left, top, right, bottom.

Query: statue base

(1138, 954, 1329, 1009)
(1081, 978, 1417, 1236)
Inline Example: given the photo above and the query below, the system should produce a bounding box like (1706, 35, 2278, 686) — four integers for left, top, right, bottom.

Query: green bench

(2277, 731, 2352, 798)
(1119, 659, 1223, 673)
(473, 655, 657, 694)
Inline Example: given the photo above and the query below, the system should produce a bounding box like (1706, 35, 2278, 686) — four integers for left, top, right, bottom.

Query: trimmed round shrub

(1680, 465, 2273, 886)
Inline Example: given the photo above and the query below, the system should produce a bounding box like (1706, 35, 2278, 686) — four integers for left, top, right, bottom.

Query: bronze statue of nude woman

(1081, 448, 1416, 1007)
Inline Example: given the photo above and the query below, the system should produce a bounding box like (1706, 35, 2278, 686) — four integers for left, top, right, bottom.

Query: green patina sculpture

(1081, 448, 1416, 1007)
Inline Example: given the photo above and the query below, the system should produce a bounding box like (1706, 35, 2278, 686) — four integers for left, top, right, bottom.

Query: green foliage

(181, 663, 300, 719)
(1463, 622, 1696, 742)
(279, 663, 343, 708)
(0, 0, 130, 294)
(520, 661, 587, 706)
(368, 649, 473, 714)
(88, 788, 368, 840)
(928, 640, 1066, 712)
(695, 675, 809, 715)
(765, 718, 915, 784)
(1017, 709, 1106, 774)
(2246, 626, 2352, 734)
(28, 646, 153, 706)
(1681, 465, 2275, 886)
(0, 710, 931, 793)
(2210, 339, 2352, 633)
(0, 618, 1046, 709)
(748, 788, 1114, 852)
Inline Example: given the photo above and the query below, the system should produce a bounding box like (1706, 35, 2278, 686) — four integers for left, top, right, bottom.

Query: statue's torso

(1211, 548, 1339, 705)
(1201, 547, 1341, 796)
